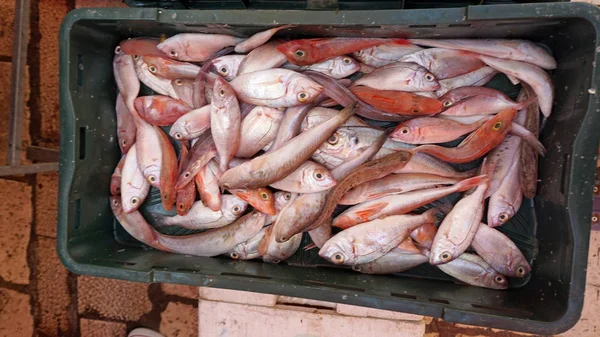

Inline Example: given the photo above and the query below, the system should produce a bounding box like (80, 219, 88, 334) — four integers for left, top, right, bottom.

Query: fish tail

(430, 196, 454, 215)
(511, 123, 546, 156)
(422, 207, 441, 223)
(515, 96, 538, 110)
(455, 174, 489, 192)
(332, 214, 357, 229)
(303, 243, 318, 251)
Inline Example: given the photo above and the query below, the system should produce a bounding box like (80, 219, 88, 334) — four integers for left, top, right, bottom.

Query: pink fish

(235, 25, 294, 53)
(211, 77, 241, 172)
(157, 33, 244, 62)
(399, 48, 485, 79)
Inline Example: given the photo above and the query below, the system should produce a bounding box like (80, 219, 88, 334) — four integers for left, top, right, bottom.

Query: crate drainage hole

(74, 199, 81, 229)
(303, 280, 365, 292)
(429, 298, 450, 305)
(221, 272, 272, 280)
(151, 266, 170, 271)
(79, 127, 86, 160)
(408, 24, 436, 28)
(176, 268, 200, 273)
(448, 24, 471, 28)
(391, 293, 417, 300)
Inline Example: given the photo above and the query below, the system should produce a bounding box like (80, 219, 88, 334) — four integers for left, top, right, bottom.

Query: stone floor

(0, 0, 599, 336)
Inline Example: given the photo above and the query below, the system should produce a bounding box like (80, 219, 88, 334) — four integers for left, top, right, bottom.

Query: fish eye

(163, 194, 168, 200)
(131, 197, 139, 205)
(220, 67, 228, 75)
(442, 100, 452, 108)
(148, 175, 156, 183)
(284, 193, 291, 200)
(184, 172, 190, 178)
(498, 213, 509, 223)
(355, 50, 363, 56)
(400, 127, 410, 135)
(133, 55, 140, 60)
(327, 133, 339, 145)
(440, 252, 452, 262)
(332, 253, 345, 264)
(342, 57, 352, 64)
(115, 187, 120, 193)
(412, 109, 420, 113)
(174, 132, 182, 140)
(297, 92, 309, 102)
(148, 65, 157, 73)
(219, 89, 226, 97)
(495, 275, 506, 284)
(232, 205, 241, 213)
(313, 170, 325, 181)
(169, 50, 177, 57)
(114, 46, 121, 54)
(271, 259, 281, 264)
(121, 139, 127, 146)
(260, 192, 270, 200)
(175, 79, 183, 85)
(178, 203, 184, 210)
(112, 198, 119, 206)
(230, 252, 239, 259)
(352, 265, 361, 272)
(493, 122, 502, 131)
(517, 266, 526, 276)
(279, 236, 288, 242)
(425, 73, 435, 81)
(295, 50, 305, 58)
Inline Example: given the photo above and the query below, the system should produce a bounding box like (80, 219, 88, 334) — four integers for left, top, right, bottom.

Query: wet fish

(301, 56, 360, 79)
(332, 175, 487, 229)
(277, 38, 410, 66)
(258, 225, 302, 263)
(176, 180, 196, 216)
(488, 157, 523, 227)
(439, 87, 536, 117)
(410, 222, 438, 249)
(413, 108, 517, 164)
(229, 227, 267, 260)
(268, 104, 315, 153)
(477, 55, 553, 117)
(142, 56, 200, 80)
(119, 38, 165, 58)
(518, 86, 540, 198)
(270, 161, 336, 193)
(229, 188, 277, 215)
(219, 103, 356, 189)
(134, 57, 179, 99)
(435, 66, 498, 97)
(230, 68, 323, 108)
(435, 252, 508, 289)
(398, 48, 485, 79)
(352, 248, 429, 274)
(409, 39, 557, 70)
(235, 25, 294, 53)
(430, 178, 489, 265)
(390, 116, 487, 144)
(130, 109, 162, 188)
(120, 144, 150, 213)
(195, 160, 222, 212)
(110, 155, 126, 196)
(238, 41, 288, 75)
(134, 96, 191, 126)
(169, 105, 211, 140)
(175, 134, 217, 189)
(155, 126, 178, 211)
(319, 209, 437, 265)
(171, 78, 195, 107)
(353, 43, 423, 67)
(353, 62, 440, 92)
(213, 55, 246, 81)
(394, 152, 476, 179)
(157, 33, 244, 62)
(472, 223, 531, 277)
(339, 173, 461, 205)
(273, 130, 388, 243)
(211, 78, 241, 172)
(115, 93, 136, 154)
(481, 135, 521, 198)
(236, 106, 284, 158)
(350, 86, 443, 115)
(113, 47, 140, 113)
(153, 194, 247, 230)
(308, 219, 332, 249)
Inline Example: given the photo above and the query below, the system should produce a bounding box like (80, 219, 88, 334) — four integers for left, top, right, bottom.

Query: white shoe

(128, 328, 165, 337)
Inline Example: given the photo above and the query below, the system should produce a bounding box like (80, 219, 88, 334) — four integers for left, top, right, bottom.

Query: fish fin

(430, 196, 454, 215)
(422, 207, 441, 223)
(515, 96, 538, 110)
(353, 202, 388, 221)
(510, 123, 546, 156)
(455, 174, 489, 192)
(303, 243, 317, 251)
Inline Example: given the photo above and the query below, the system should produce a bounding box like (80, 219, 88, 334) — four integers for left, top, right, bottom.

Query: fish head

(240, 211, 268, 235)
(222, 195, 249, 219)
(231, 188, 276, 216)
(142, 56, 164, 76)
(212, 77, 238, 109)
(274, 191, 295, 211)
(482, 269, 509, 290)
(507, 253, 531, 278)
(277, 40, 319, 65)
(486, 108, 517, 135)
(331, 56, 360, 78)
(352, 48, 374, 64)
(413, 67, 441, 92)
(318, 237, 355, 265)
(110, 196, 124, 216)
(488, 194, 519, 228)
(171, 78, 194, 98)
(390, 121, 421, 143)
(121, 189, 145, 214)
(439, 88, 475, 110)
(213, 56, 241, 81)
(156, 36, 189, 60)
(287, 74, 323, 105)
(429, 240, 457, 265)
(301, 163, 337, 191)
(110, 176, 121, 195)
(168, 120, 188, 141)
(410, 222, 437, 249)
(319, 127, 373, 161)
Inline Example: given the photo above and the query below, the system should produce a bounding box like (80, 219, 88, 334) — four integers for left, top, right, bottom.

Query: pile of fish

(111, 27, 554, 290)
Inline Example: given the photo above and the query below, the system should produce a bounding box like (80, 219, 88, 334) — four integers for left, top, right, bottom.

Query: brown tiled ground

(80, 318, 128, 337)
(0, 288, 34, 337)
(159, 302, 198, 337)
(0, 179, 31, 285)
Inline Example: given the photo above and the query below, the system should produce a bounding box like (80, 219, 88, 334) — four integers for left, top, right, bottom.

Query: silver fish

(130, 109, 162, 188)
(258, 225, 302, 264)
(113, 47, 140, 112)
(352, 248, 428, 274)
(172, 78, 195, 107)
(398, 48, 485, 80)
(115, 93, 136, 154)
(270, 161, 336, 193)
(213, 55, 246, 81)
(471, 223, 531, 277)
(157, 33, 244, 62)
(238, 41, 288, 75)
(353, 62, 440, 92)
(301, 56, 360, 79)
(236, 106, 284, 158)
(196, 160, 222, 212)
(169, 105, 211, 140)
(435, 66, 498, 97)
(229, 227, 267, 260)
(120, 144, 150, 213)
(211, 77, 241, 172)
(435, 252, 508, 290)
(488, 157, 523, 227)
(235, 25, 293, 53)
(134, 57, 179, 99)
(353, 43, 423, 67)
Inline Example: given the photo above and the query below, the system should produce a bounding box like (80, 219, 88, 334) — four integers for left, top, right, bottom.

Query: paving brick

(0, 1, 15, 57)
(0, 288, 34, 337)
(198, 299, 425, 337)
(159, 302, 198, 337)
(38, 0, 68, 145)
(34, 236, 72, 336)
(336, 303, 424, 321)
(161, 283, 198, 299)
(34, 172, 59, 237)
(76, 0, 129, 8)
(78, 276, 152, 321)
(198, 287, 278, 307)
(0, 179, 31, 284)
(80, 318, 127, 337)
(0, 61, 31, 166)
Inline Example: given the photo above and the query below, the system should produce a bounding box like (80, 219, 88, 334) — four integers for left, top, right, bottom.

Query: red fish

(142, 56, 200, 80)
(229, 188, 277, 215)
(277, 38, 410, 66)
(119, 38, 166, 58)
(350, 86, 443, 116)
(413, 108, 517, 164)
(155, 126, 178, 211)
(134, 96, 191, 126)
